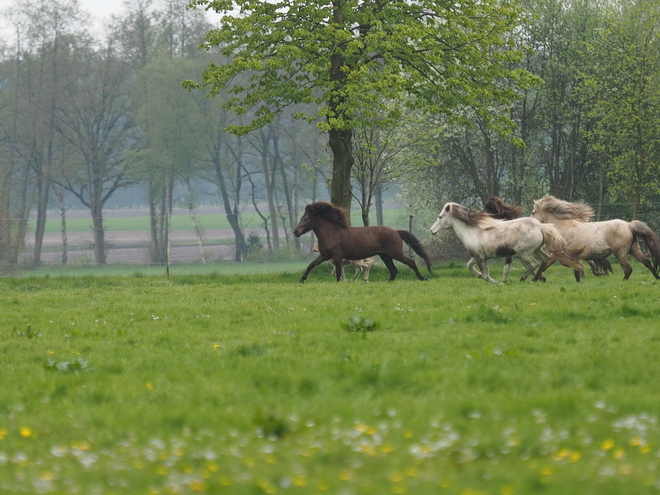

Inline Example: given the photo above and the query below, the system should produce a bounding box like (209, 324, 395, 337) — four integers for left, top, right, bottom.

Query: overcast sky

(0, 0, 219, 39)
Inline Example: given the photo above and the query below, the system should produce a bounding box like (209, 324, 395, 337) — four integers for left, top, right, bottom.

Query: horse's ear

(445, 204, 451, 212)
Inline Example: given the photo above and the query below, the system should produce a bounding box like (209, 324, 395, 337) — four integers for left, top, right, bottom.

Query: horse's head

(294, 202, 348, 237)
(430, 203, 455, 235)
(294, 206, 316, 237)
(530, 199, 546, 222)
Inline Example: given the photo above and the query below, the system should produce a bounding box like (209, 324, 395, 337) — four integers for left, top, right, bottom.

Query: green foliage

(44, 357, 89, 373)
(1, 268, 660, 493)
(341, 314, 381, 333)
(188, 0, 536, 137)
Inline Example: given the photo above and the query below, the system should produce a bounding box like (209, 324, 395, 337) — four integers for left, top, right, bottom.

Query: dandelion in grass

(0, 428, 7, 440)
(189, 479, 207, 492)
(19, 426, 33, 438)
(146, 382, 154, 390)
(613, 448, 625, 459)
(601, 439, 615, 451)
(389, 472, 403, 483)
(618, 464, 633, 475)
(292, 475, 307, 487)
(339, 469, 352, 481)
(405, 466, 419, 478)
(381, 443, 395, 454)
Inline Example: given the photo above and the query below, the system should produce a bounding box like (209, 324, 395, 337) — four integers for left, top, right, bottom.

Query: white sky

(0, 0, 219, 40)
(0, 0, 125, 39)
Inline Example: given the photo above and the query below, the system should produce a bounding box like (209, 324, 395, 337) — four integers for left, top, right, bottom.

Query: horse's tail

(630, 221, 660, 271)
(539, 224, 584, 269)
(397, 230, 433, 272)
(592, 257, 614, 275)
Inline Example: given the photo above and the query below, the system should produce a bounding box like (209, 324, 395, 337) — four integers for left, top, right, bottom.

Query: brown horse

(294, 202, 432, 283)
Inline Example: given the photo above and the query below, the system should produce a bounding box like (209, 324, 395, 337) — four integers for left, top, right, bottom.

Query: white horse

(531, 195, 660, 281)
(430, 202, 583, 284)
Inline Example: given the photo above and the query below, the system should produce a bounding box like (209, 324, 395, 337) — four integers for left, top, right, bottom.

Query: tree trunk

(328, 127, 354, 215)
(91, 202, 106, 264)
(56, 188, 68, 265)
(375, 184, 384, 226)
(213, 156, 247, 261)
(186, 179, 206, 263)
(273, 135, 300, 249)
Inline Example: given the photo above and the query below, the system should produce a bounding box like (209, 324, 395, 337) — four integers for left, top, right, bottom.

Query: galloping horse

(482, 197, 612, 281)
(531, 195, 660, 281)
(294, 202, 432, 283)
(431, 202, 583, 284)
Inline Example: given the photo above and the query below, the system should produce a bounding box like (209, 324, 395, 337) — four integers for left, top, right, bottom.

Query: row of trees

(1, 0, 659, 270)
(408, 0, 660, 223)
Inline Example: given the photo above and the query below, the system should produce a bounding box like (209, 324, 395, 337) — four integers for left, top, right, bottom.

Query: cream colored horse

(531, 195, 660, 281)
(431, 202, 583, 284)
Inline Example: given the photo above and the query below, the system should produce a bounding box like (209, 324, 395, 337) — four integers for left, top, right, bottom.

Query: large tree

(186, 0, 537, 212)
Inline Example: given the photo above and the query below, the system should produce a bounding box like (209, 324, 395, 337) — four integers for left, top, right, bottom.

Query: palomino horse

(430, 202, 584, 284)
(531, 195, 660, 281)
(313, 245, 377, 282)
(294, 202, 432, 282)
(482, 197, 612, 281)
(481, 197, 524, 282)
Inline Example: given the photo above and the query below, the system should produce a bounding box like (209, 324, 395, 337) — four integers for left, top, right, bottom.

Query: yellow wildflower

(292, 475, 307, 487)
(601, 439, 615, 451)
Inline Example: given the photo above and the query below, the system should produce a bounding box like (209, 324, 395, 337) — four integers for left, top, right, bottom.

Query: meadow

(1, 262, 660, 494)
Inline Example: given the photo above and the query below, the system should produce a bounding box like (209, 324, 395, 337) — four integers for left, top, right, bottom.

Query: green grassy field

(34, 208, 414, 234)
(1, 263, 659, 494)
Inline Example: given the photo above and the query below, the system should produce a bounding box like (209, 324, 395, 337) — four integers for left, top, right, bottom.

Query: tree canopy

(186, 0, 539, 209)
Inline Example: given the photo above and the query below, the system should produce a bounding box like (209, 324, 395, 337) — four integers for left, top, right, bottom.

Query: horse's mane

(482, 197, 523, 220)
(306, 201, 349, 228)
(449, 203, 500, 229)
(534, 195, 594, 221)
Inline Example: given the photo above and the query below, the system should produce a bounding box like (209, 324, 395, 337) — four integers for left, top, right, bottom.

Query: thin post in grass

(408, 211, 414, 272)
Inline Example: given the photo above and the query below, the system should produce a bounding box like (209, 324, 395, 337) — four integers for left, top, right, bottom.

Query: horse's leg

(472, 258, 497, 284)
(351, 264, 362, 282)
(394, 255, 427, 280)
(363, 263, 371, 282)
(380, 255, 398, 281)
(333, 256, 346, 282)
(533, 254, 556, 282)
(518, 262, 536, 281)
(610, 249, 633, 280)
(502, 256, 513, 282)
(630, 242, 660, 279)
(531, 248, 547, 282)
(467, 258, 482, 278)
(299, 254, 329, 283)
